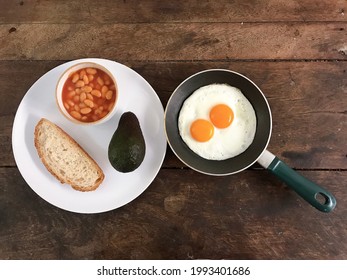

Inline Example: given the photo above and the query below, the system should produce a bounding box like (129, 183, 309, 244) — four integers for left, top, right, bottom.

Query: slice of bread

(34, 118, 104, 191)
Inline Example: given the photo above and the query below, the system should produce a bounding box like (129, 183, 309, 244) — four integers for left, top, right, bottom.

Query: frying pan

(164, 69, 336, 212)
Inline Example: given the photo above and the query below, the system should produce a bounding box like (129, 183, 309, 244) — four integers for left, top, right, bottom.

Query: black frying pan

(164, 69, 336, 212)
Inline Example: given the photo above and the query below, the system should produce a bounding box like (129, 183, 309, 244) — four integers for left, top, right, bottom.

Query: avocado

(108, 112, 146, 172)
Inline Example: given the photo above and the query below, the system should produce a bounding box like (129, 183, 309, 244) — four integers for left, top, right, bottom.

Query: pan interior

(165, 69, 272, 175)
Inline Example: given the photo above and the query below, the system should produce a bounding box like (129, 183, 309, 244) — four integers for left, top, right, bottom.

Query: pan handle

(258, 150, 336, 212)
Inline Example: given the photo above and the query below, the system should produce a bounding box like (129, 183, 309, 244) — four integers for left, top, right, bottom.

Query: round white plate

(12, 58, 167, 214)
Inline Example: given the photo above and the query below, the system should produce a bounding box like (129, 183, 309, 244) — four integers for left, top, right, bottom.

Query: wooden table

(1, 0, 346, 260)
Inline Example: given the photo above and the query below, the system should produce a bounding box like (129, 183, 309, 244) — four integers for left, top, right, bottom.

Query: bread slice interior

(34, 118, 104, 191)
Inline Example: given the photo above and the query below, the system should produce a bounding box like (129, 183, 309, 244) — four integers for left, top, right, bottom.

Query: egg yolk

(209, 104, 234, 128)
(190, 119, 214, 142)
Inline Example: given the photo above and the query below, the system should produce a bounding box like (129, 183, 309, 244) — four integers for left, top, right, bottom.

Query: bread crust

(34, 118, 105, 191)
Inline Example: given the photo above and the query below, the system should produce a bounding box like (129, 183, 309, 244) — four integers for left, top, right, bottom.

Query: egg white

(178, 83, 257, 160)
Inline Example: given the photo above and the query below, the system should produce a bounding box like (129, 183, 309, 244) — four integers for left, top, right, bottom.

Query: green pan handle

(268, 156, 336, 212)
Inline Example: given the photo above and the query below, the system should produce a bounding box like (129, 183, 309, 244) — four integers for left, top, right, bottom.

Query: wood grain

(2, 61, 346, 169)
(1, 0, 347, 261)
(0, 0, 346, 23)
(0, 168, 345, 259)
(1, 23, 347, 60)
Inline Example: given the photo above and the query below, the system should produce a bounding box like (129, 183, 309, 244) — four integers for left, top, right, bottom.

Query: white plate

(12, 58, 167, 214)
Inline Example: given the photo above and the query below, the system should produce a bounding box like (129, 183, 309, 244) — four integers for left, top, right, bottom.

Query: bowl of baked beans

(56, 61, 118, 125)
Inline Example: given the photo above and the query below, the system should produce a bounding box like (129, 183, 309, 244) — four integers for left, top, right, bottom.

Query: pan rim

(164, 68, 273, 176)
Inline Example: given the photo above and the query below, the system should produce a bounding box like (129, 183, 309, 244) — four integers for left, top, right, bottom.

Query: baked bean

(72, 74, 79, 83)
(62, 67, 117, 122)
(101, 85, 108, 94)
(88, 74, 94, 82)
(87, 93, 94, 100)
(86, 68, 97, 75)
(82, 86, 93, 93)
(97, 77, 104, 86)
(75, 80, 85, 88)
(67, 100, 75, 107)
(84, 99, 94, 108)
(91, 89, 101, 97)
(73, 95, 80, 103)
(106, 90, 113, 100)
(68, 90, 76, 98)
(81, 107, 92, 114)
(80, 92, 87, 102)
(83, 75, 89, 84)
(70, 111, 81, 119)
(80, 70, 86, 79)
(79, 102, 87, 109)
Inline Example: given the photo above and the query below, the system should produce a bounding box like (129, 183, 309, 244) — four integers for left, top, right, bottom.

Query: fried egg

(178, 83, 257, 160)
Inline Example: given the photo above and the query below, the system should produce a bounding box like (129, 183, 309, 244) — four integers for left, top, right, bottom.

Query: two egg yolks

(190, 104, 234, 142)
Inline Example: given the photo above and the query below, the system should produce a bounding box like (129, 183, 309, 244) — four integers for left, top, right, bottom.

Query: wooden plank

(0, 61, 62, 166)
(0, 0, 346, 23)
(1, 23, 347, 60)
(2, 60, 346, 169)
(0, 167, 345, 259)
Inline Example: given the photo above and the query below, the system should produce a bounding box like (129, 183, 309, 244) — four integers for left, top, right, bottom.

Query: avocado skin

(108, 112, 146, 173)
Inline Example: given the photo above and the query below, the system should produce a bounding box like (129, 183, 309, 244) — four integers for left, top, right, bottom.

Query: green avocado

(108, 112, 146, 173)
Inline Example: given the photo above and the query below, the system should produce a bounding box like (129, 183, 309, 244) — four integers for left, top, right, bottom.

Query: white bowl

(56, 61, 118, 125)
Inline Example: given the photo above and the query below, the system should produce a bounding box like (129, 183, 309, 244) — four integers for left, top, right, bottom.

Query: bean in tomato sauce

(62, 67, 116, 123)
